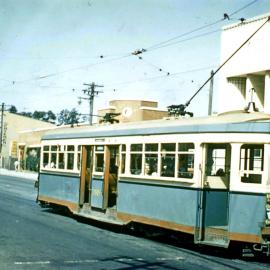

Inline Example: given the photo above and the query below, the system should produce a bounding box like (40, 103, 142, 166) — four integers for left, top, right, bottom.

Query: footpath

(0, 168, 38, 181)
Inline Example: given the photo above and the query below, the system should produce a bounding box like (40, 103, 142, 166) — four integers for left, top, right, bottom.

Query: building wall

(1, 112, 55, 169)
(98, 100, 168, 123)
(218, 13, 270, 113)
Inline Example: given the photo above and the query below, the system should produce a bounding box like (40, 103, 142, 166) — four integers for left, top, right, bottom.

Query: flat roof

(42, 111, 270, 140)
(223, 12, 270, 31)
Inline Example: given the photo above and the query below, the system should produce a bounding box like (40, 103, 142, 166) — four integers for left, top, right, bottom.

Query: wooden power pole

(80, 82, 104, 125)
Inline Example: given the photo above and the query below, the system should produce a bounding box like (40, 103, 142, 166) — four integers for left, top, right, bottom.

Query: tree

(33, 111, 47, 120)
(57, 108, 80, 126)
(46, 110, 56, 121)
(19, 111, 33, 118)
(32, 110, 57, 123)
(9, 105, 17, 113)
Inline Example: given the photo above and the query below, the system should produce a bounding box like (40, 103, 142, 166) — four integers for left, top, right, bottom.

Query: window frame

(41, 143, 80, 173)
(123, 141, 195, 182)
(93, 145, 105, 174)
(240, 144, 264, 184)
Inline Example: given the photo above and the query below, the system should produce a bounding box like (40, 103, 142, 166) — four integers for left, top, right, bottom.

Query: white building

(218, 13, 270, 113)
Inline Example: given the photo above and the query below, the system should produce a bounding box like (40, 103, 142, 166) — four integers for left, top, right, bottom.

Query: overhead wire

(229, 0, 260, 17)
(145, 29, 220, 52)
(0, 0, 260, 89)
(144, 0, 260, 52)
(105, 65, 216, 88)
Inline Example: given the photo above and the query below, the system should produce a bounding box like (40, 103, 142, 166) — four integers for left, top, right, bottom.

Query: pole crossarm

(78, 82, 104, 125)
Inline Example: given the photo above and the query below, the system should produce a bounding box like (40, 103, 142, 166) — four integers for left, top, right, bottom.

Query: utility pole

(79, 82, 103, 125)
(208, 70, 214, 116)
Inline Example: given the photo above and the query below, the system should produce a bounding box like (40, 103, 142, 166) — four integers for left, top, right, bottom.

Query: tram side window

(240, 144, 264, 184)
(57, 145, 65, 169)
(161, 143, 176, 177)
(67, 145, 75, 170)
(178, 143, 194, 179)
(120, 144, 126, 174)
(43, 146, 49, 168)
(206, 144, 230, 176)
(95, 145, 104, 172)
(50, 145, 57, 168)
(144, 143, 158, 176)
(77, 146, 82, 170)
(130, 144, 142, 175)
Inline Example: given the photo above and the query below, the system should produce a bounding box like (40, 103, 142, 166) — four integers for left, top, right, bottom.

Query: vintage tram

(36, 111, 270, 255)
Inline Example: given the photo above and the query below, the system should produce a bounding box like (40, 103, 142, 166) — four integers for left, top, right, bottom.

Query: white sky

(0, 0, 269, 119)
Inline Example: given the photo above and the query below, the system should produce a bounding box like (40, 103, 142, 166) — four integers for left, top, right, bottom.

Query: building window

(178, 143, 194, 179)
(228, 77, 246, 98)
(94, 145, 104, 172)
(161, 143, 176, 177)
(240, 144, 264, 184)
(130, 144, 143, 175)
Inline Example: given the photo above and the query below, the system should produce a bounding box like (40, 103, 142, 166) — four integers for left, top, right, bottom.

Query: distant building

(98, 100, 168, 123)
(218, 13, 270, 113)
(0, 112, 55, 170)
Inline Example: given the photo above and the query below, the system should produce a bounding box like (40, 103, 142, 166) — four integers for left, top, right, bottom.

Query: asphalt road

(0, 174, 269, 270)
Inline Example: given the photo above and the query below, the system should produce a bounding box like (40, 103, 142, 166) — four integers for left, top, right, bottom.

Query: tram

(36, 111, 270, 255)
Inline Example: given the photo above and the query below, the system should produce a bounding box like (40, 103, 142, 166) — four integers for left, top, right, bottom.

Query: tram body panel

(39, 173, 80, 203)
(117, 179, 197, 231)
(229, 192, 266, 241)
(90, 177, 104, 208)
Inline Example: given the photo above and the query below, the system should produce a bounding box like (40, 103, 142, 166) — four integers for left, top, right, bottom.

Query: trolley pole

(208, 70, 214, 116)
(81, 82, 104, 125)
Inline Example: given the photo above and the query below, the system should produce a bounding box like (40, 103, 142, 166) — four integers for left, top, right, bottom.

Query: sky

(0, 0, 269, 120)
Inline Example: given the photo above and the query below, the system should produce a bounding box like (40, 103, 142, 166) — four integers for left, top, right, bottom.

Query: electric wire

(0, 0, 260, 87)
(105, 65, 216, 88)
(145, 0, 260, 52)
(145, 29, 220, 52)
(185, 15, 270, 108)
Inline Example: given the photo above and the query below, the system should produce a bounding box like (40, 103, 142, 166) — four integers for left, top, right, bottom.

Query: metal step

(76, 204, 127, 226)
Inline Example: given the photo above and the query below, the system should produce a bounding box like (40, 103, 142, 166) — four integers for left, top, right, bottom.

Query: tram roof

(42, 111, 270, 140)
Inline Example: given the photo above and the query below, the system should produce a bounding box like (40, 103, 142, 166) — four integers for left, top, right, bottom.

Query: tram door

(79, 145, 93, 206)
(196, 143, 231, 247)
(104, 145, 119, 209)
(90, 145, 120, 210)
